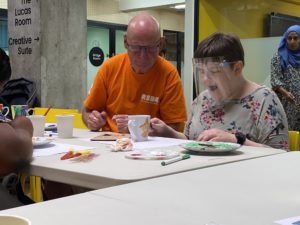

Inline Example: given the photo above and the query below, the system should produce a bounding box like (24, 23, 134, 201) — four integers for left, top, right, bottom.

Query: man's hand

(87, 110, 107, 131)
(112, 114, 129, 133)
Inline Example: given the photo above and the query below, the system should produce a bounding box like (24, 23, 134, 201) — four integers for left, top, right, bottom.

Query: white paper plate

(32, 137, 53, 147)
(125, 149, 179, 160)
(180, 141, 241, 153)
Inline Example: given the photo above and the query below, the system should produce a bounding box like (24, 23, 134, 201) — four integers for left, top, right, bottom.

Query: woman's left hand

(197, 129, 237, 143)
(286, 92, 297, 105)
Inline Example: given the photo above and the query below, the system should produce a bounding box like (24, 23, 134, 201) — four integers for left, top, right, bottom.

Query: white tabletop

(2, 151, 299, 225)
(27, 129, 285, 189)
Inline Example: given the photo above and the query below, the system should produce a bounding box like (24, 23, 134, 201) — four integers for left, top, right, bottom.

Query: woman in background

(0, 48, 11, 90)
(271, 25, 300, 131)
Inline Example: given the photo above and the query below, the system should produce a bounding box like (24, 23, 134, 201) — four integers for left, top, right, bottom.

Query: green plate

(180, 141, 241, 153)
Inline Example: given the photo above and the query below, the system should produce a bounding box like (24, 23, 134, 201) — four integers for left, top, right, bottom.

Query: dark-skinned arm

(0, 116, 33, 177)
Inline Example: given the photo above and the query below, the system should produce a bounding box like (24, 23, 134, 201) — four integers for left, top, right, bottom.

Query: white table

(2, 151, 299, 225)
(27, 129, 285, 189)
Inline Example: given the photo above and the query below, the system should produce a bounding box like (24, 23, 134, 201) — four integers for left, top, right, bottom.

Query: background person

(82, 13, 187, 133)
(150, 32, 288, 150)
(270, 25, 300, 131)
(0, 48, 11, 91)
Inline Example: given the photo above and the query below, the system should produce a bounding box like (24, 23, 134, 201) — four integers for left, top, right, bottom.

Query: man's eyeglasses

(127, 42, 160, 53)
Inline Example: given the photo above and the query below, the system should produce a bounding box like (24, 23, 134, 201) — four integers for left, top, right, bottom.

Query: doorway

(163, 30, 184, 77)
(87, 21, 127, 92)
(0, 9, 8, 51)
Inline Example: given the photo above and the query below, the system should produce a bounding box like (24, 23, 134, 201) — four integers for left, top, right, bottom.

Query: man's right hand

(87, 110, 107, 131)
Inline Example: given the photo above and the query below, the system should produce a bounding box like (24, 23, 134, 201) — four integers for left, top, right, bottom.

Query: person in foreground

(0, 116, 33, 210)
(270, 25, 300, 131)
(0, 117, 33, 177)
(0, 49, 34, 209)
(82, 13, 187, 133)
(0, 48, 33, 176)
(150, 32, 289, 150)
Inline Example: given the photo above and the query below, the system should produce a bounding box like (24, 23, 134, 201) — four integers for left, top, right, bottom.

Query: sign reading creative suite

(8, 0, 41, 79)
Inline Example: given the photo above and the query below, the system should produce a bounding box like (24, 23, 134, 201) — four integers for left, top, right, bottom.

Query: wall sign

(89, 46, 104, 67)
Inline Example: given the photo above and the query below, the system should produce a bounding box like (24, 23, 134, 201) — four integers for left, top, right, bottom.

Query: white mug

(128, 115, 150, 142)
(0, 215, 31, 225)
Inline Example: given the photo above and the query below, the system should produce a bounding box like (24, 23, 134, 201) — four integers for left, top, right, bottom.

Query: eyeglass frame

(193, 59, 238, 79)
(125, 39, 161, 53)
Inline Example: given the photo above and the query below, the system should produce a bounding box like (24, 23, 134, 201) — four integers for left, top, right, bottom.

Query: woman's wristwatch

(235, 132, 246, 145)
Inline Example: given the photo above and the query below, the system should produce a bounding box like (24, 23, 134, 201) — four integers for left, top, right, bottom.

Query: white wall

(119, 0, 185, 11)
(87, 0, 185, 33)
(0, 0, 7, 9)
(241, 37, 281, 87)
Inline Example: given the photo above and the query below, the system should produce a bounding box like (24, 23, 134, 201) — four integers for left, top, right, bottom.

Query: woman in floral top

(150, 32, 288, 150)
(271, 25, 300, 132)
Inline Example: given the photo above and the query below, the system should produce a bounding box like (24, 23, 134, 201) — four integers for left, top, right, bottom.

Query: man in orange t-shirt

(82, 13, 187, 132)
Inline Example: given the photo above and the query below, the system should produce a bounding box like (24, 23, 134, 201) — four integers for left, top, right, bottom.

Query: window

(0, 9, 8, 51)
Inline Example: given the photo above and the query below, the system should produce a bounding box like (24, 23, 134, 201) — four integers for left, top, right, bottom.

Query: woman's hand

(286, 91, 297, 105)
(149, 118, 187, 139)
(149, 118, 169, 136)
(197, 129, 237, 143)
(275, 87, 297, 105)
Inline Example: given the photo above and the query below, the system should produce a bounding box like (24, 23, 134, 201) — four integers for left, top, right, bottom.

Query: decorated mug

(11, 105, 34, 119)
(128, 115, 150, 142)
(0, 104, 10, 117)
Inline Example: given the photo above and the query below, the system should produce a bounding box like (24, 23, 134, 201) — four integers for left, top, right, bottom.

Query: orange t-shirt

(84, 52, 187, 131)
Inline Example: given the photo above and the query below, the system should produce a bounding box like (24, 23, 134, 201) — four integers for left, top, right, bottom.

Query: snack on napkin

(60, 149, 96, 161)
(111, 138, 133, 152)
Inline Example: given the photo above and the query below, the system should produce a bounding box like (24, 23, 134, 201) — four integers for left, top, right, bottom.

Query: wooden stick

(43, 106, 52, 116)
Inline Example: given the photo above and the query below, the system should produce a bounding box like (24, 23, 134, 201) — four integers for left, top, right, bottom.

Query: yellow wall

(199, 0, 300, 41)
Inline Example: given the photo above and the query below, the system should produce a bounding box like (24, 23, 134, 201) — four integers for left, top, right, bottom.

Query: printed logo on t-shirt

(141, 94, 159, 104)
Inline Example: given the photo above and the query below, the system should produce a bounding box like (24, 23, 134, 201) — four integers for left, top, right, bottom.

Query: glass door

(87, 26, 109, 91)
(87, 21, 127, 92)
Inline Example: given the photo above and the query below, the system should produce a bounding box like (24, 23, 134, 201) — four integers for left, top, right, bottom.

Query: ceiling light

(170, 4, 185, 10)
(174, 4, 185, 9)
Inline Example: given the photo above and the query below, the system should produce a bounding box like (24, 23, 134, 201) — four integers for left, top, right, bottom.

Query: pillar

(8, 0, 87, 110)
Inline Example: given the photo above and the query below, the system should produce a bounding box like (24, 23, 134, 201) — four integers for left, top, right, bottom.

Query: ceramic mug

(0, 215, 31, 225)
(0, 103, 10, 117)
(11, 105, 34, 119)
(128, 115, 150, 142)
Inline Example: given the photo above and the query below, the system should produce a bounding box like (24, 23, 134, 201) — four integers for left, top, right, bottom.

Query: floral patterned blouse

(184, 86, 288, 150)
(271, 52, 300, 131)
